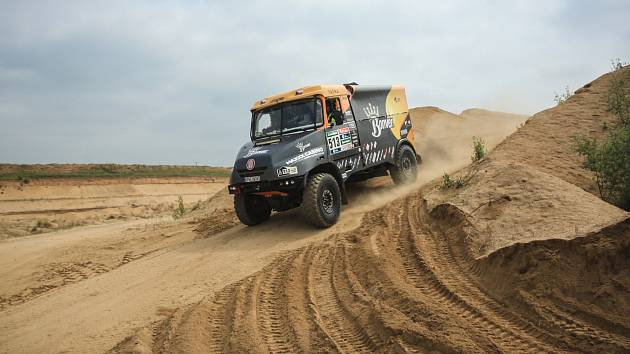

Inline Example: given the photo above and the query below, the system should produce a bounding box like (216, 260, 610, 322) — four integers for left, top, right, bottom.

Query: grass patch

(0, 164, 230, 181)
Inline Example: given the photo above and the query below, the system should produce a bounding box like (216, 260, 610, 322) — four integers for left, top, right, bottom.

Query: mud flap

(340, 182, 349, 205)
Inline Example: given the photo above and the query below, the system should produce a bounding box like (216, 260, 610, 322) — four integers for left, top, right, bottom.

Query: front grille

(237, 166, 267, 177)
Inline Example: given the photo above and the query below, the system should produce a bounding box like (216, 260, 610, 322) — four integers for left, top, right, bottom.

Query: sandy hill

(105, 71, 630, 353)
(425, 67, 630, 256)
(491, 70, 623, 195)
(420, 66, 630, 351)
(410, 106, 529, 182)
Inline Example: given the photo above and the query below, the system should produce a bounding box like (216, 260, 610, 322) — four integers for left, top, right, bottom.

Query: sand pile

(424, 67, 630, 256)
(424, 158, 627, 257)
(108, 69, 630, 353)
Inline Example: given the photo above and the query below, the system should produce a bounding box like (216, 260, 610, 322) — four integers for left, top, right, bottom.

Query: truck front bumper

(228, 176, 304, 195)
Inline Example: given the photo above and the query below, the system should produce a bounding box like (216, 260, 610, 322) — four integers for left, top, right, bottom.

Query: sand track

(7, 98, 626, 353)
(137, 190, 628, 353)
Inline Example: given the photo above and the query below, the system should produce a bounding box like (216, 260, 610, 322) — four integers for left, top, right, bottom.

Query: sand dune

(109, 69, 629, 353)
(2, 68, 628, 353)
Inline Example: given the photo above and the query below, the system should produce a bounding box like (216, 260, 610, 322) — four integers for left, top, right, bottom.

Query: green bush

(608, 70, 630, 125)
(574, 125, 630, 210)
(573, 62, 630, 210)
(471, 136, 487, 162)
(172, 196, 186, 219)
(441, 171, 472, 190)
(442, 173, 455, 189)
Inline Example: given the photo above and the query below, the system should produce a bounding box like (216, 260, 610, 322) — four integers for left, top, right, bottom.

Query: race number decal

(326, 129, 353, 154)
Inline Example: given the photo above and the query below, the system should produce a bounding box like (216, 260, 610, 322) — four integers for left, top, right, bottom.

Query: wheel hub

(322, 189, 335, 214)
(402, 156, 411, 171)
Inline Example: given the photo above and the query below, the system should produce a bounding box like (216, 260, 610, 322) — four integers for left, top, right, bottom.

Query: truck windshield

(252, 98, 323, 140)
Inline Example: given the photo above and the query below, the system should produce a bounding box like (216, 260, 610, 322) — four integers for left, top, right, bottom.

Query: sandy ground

(0, 177, 226, 239)
(0, 106, 526, 353)
(2, 66, 628, 354)
(114, 69, 630, 353)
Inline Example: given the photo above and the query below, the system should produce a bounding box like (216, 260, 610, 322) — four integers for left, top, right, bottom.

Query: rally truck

(228, 83, 419, 228)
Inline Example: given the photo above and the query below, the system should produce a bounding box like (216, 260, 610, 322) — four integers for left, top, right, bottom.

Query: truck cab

(229, 83, 419, 227)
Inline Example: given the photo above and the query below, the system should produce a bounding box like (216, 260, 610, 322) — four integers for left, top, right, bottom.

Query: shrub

(608, 70, 630, 125)
(36, 218, 52, 228)
(573, 126, 630, 210)
(471, 136, 487, 162)
(611, 58, 628, 72)
(441, 171, 474, 190)
(442, 173, 455, 189)
(172, 196, 186, 219)
(554, 86, 572, 105)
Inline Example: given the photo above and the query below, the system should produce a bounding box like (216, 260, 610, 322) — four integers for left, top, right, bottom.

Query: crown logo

(363, 102, 379, 119)
(295, 142, 311, 152)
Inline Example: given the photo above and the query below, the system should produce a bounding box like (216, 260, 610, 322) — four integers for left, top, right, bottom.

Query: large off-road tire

(234, 193, 271, 226)
(391, 144, 418, 185)
(301, 173, 341, 228)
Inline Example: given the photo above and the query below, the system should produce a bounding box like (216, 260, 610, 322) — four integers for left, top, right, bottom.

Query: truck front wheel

(234, 193, 271, 226)
(301, 173, 341, 228)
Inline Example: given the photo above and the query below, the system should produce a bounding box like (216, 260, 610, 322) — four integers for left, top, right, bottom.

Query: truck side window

(326, 98, 343, 126)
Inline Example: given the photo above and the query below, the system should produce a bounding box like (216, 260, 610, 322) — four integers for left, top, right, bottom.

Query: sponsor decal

(363, 102, 379, 119)
(246, 158, 256, 170)
(295, 142, 311, 153)
(371, 117, 394, 138)
(285, 146, 324, 165)
(277, 165, 298, 177)
(244, 175, 261, 183)
(244, 146, 268, 158)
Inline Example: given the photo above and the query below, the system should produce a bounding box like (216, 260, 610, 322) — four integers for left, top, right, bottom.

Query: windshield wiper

(283, 126, 315, 135)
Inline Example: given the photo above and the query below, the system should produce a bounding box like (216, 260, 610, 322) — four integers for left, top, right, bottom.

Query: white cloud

(1, 0, 629, 165)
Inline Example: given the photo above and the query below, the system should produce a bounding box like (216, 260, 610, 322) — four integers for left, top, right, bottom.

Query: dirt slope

(0, 108, 527, 353)
(110, 70, 630, 353)
(491, 70, 623, 195)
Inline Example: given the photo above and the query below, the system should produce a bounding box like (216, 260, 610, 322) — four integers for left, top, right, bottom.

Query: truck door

(324, 96, 362, 179)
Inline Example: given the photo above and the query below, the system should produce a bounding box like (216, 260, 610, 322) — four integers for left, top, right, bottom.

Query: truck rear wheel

(234, 193, 271, 226)
(391, 145, 418, 185)
(301, 173, 341, 228)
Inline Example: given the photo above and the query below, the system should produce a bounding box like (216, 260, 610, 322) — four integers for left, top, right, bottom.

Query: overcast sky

(1, 0, 629, 166)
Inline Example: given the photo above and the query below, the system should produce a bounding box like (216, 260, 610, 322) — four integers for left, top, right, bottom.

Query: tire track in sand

(308, 243, 383, 353)
(121, 191, 629, 353)
(393, 195, 556, 353)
